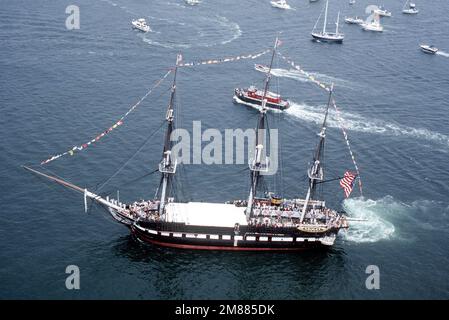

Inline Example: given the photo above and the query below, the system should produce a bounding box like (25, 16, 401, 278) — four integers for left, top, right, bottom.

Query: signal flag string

(278, 51, 363, 196)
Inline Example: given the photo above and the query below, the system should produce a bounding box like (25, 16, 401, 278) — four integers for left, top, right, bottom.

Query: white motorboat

(349, 0, 356, 5)
(402, 1, 419, 14)
(185, 0, 201, 5)
(420, 44, 438, 54)
(271, 0, 291, 10)
(131, 18, 151, 32)
(373, 6, 392, 17)
(345, 16, 364, 24)
(311, 1, 344, 43)
(361, 14, 383, 32)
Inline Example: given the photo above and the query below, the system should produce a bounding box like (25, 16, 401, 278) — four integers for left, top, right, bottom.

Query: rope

(96, 120, 166, 193)
(331, 99, 363, 196)
(277, 50, 363, 196)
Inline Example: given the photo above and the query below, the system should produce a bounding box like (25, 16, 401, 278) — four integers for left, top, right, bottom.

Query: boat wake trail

(286, 102, 449, 150)
(342, 197, 396, 243)
(436, 50, 449, 58)
(261, 67, 353, 89)
(98, 0, 241, 48)
(342, 196, 449, 243)
(142, 14, 241, 49)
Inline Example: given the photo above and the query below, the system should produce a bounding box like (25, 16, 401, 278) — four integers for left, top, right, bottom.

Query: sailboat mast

(336, 11, 340, 35)
(299, 85, 333, 223)
(158, 54, 181, 216)
(323, 0, 328, 34)
(245, 37, 280, 219)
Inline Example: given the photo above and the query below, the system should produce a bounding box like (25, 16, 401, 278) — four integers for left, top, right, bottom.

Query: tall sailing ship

(25, 38, 359, 251)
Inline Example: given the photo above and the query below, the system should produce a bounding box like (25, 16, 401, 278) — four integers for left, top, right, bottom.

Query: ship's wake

(259, 67, 354, 89)
(436, 50, 449, 58)
(98, 0, 241, 49)
(341, 197, 396, 243)
(286, 102, 449, 150)
(341, 196, 449, 243)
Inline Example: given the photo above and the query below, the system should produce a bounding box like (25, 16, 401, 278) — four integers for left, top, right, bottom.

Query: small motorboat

(234, 86, 290, 111)
(131, 18, 151, 32)
(270, 0, 291, 10)
(185, 0, 201, 5)
(361, 18, 383, 32)
(255, 64, 270, 73)
(345, 16, 364, 24)
(403, 1, 419, 14)
(373, 6, 392, 17)
(349, 0, 356, 5)
(420, 44, 438, 54)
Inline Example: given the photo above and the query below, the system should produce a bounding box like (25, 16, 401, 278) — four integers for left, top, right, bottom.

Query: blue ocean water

(1, 0, 449, 299)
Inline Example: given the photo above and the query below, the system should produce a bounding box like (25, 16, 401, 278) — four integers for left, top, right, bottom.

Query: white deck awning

(164, 202, 248, 227)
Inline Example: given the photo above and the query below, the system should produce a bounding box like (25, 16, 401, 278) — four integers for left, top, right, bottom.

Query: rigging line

(96, 120, 166, 193)
(315, 176, 348, 184)
(96, 168, 160, 197)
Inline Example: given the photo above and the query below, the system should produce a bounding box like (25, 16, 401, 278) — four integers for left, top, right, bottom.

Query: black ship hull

(131, 220, 338, 251)
(311, 33, 344, 43)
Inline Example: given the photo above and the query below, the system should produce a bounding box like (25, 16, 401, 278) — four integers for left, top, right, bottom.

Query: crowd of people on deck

(126, 199, 160, 220)
(241, 199, 346, 229)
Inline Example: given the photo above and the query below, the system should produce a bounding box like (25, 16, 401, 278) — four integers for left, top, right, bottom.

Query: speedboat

(131, 18, 151, 32)
(373, 6, 392, 17)
(185, 0, 201, 5)
(361, 19, 383, 32)
(345, 16, 364, 24)
(349, 0, 356, 5)
(255, 64, 270, 73)
(271, 0, 291, 10)
(403, 2, 419, 14)
(420, 44, 438, 54)
(234, 86, 290, 111)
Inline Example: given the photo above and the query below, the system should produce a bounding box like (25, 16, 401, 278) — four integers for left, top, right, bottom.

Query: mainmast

(158, 54, 181, 217)
(299, 85, 333, 223)
(245, 37, 280, 219)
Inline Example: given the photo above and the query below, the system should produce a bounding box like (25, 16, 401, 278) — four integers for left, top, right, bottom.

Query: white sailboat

(311, 0, 344, 43)
(402, 1, 419, 14)
(361, 13, 383, 32)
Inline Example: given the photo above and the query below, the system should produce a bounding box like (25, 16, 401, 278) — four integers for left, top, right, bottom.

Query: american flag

(340, 171, 357, 198)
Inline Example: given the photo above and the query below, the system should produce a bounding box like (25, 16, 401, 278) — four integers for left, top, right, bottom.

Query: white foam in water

(436, 50, 449, 58)
(286, 102, 449, 149)
(341, 197, 396, 243)
(263, 67, 353, 89)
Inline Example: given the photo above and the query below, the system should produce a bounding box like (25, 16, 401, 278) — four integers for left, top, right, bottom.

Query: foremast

(246, 37, 280, 220)
(158, 54, 181, 217)
(299, 85, 333, 223)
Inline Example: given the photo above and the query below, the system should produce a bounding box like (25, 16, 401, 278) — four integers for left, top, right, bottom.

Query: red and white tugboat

(233, 86, 290, 111)
(233, 39, 290, 111)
